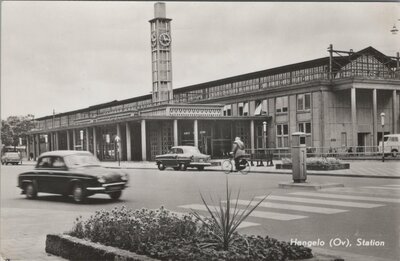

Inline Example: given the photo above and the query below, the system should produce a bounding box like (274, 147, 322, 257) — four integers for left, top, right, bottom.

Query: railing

(246, 145, 400, 160)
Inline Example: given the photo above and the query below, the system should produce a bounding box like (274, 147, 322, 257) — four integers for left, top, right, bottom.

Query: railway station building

(27, 3, 400, 161)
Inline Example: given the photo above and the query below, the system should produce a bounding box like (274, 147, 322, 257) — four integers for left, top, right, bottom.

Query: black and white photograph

(1, 1, 399, 260)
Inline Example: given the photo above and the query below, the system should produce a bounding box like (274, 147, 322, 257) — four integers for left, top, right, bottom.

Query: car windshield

(64, 154, 101, 167)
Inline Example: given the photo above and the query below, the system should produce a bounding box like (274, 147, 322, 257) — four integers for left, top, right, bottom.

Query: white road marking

(227, 199, 347, 214)
(255, 195, 385, 208)
(169, 211, 259, 229)
(290, 192, 400, 203)
(179, 204, 307, 221)
(363, 186, 400, 190)
(383, 185, 400, 187)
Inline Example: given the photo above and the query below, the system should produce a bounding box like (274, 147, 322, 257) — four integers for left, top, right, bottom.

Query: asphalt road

(1, 164, 399, 260)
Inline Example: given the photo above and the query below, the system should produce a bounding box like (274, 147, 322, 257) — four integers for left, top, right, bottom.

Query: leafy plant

(191, 177, 269, 251)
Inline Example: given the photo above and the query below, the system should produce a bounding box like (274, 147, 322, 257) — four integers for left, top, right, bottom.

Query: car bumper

(86, 182, 127, 193)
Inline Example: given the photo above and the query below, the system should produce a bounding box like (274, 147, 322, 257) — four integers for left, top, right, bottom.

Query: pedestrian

(231, 136, 245, 171)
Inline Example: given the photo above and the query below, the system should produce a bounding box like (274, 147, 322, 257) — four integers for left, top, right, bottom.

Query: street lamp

(380, 112, 385, 162)
(262, 121, 267, 149)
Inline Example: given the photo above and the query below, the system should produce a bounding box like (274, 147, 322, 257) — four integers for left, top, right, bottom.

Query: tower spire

(149, 2, 173, 104)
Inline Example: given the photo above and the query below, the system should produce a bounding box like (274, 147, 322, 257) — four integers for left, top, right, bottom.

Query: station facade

(27, 3, 400, 161)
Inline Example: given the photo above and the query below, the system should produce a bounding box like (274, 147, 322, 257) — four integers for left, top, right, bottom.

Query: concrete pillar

(351, 88, 357, 148)
(67, 130, 71, 150)
(372, 89, 377, 147)
(72, 130, 76, 150)
(93, 127, 97, 158)
(141, 120, 147, 161)
(25, 135, 30, 160)
(173, 119, 178, 146)
(393, 90, 398, 134)
(36, 134, 40, 157)
(194, 120, 198, 148)
(126, 123, 132, 161)
(117, 123, 122, 160)
(55, 132, 59, 150)
(86, 128, 90, 151)
(250, 120, 255, 154)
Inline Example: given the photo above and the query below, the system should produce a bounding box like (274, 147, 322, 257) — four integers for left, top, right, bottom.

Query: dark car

(155, 146, 211, 171)
(1, 152, 22, 165)
(17, 150, 128, 203)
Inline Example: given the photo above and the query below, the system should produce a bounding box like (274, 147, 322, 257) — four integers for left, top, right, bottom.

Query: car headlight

(97, 176, 106, 183)
(121, 173, 129, 182)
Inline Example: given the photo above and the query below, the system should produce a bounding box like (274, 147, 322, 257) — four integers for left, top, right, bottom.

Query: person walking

(231, 137, 245, 171)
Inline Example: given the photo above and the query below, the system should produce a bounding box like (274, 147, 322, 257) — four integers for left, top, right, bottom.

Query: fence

(245, 145, 399, 161)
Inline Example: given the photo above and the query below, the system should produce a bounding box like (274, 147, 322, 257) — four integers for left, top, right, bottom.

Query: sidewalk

(99, 159, 400, 179)
(21, 158, 400, 178)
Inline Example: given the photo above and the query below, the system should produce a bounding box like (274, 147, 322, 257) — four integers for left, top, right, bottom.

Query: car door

(50, 156, 71, 194)
(35, 156, 54, 193)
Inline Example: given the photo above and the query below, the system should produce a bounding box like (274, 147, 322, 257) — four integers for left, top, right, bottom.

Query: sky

(1, 1, 399, 119)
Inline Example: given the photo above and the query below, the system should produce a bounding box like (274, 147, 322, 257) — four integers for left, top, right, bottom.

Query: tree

(1, 115, 35, 147)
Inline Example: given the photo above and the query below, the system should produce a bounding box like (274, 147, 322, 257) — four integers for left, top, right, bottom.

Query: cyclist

(231, 137, 245, 171)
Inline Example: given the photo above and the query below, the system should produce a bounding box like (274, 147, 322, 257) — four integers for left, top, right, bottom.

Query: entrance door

(357, 133, 369, 153)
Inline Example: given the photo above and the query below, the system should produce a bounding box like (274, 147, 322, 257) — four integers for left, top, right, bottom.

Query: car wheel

(197, 166, 204, 171)
(158, 163, 166, 171)
(109, 191, 122, 200)
(25, 183, 37, 199)
(72, 184, 86, 203)
(392, 150, 398, 157)
(180, 163, 187, 171)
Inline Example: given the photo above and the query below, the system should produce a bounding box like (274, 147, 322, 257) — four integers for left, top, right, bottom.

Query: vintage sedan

(17, 151, 128, 203)
(155, 146, 211, 171)
(1, 152, 22, 165)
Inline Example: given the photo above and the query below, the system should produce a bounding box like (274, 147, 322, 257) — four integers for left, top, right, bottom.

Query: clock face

(159, 33, 171, 47)
(151, 32, 157, 47)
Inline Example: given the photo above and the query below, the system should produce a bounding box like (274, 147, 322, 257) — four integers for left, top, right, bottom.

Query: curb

(46, 234, 348, 261)
(104, 166, 400, 179)
(46, 234, 158, 261)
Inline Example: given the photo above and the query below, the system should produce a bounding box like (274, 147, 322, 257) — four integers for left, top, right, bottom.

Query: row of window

(222, 93, 311, 117)
(276, 122, 312, 148)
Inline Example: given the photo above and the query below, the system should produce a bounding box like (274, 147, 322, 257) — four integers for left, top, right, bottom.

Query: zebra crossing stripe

(229, 199, 347, 214)
(255, 195, 385, 208)
(290, 192, 400, 203)
(384, 185, 400, 187)
(170, 210, 259, 229)
(179, 204, 307, 221)
(363, 186, 400, 190)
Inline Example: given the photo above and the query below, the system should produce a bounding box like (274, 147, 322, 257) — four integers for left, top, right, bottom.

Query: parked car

(155, 146, 211, 171)
(378, 134, 400, 157)
(1, 152, 22, 165)
(17, 150, 128, 203)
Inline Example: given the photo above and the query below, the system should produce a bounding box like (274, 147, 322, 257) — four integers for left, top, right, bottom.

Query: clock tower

(149, 2, 173, 104)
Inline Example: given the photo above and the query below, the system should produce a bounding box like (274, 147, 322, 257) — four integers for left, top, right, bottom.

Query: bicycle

(221, 154, 251, 175)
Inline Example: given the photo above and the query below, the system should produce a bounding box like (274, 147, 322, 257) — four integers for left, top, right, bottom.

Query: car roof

(172, 146, 198, 149)
(39, 150, 93, 158)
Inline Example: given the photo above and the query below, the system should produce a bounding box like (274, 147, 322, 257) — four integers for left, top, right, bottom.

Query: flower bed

(276, 157, 350, 171)
(67, 206, 313, 261)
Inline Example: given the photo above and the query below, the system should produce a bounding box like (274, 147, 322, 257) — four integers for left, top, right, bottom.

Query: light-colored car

(378, 134, 400, 157)
(1, 152, 22, 165)
(155, 146, 211, 171)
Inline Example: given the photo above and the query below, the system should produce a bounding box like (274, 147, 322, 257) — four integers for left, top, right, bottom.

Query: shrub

(68, 206, 313, 260)
(282, 157, 342, 165)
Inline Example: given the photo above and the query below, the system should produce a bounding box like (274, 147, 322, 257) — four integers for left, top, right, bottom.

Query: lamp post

(380, 112, 385, 162)
(80, 130, 84, 151)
